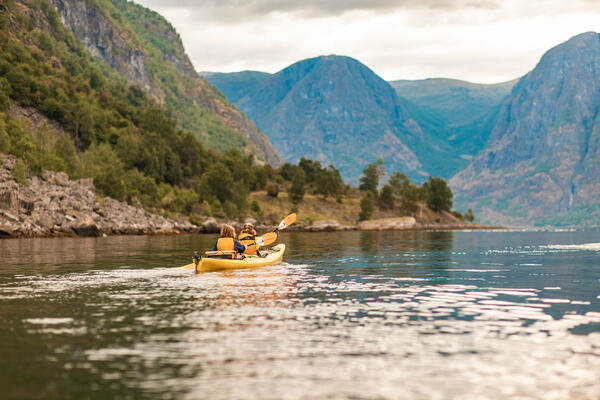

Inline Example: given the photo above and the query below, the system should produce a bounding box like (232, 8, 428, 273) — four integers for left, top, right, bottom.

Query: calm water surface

(1, 230, 599, 399)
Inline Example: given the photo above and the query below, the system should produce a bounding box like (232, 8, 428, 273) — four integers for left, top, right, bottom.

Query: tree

(379, 184, 394, 209)
(359, 158, 384, 194)
(389, 172, 419, 214)
(298, 157, 322, 183)
(422, 176, 453, 212)
(464, 208, 475, 222)
(314, 165, 344, 199)
(359, 193, 375, 221)
(289, 169, 305, 204)
(279, 162, 296, 181)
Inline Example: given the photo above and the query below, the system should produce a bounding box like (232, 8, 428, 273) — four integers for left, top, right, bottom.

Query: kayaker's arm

(233, 239, 246, 253)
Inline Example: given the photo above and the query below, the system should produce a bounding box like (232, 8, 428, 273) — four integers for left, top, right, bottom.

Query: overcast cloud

(135, 0, 600, 83)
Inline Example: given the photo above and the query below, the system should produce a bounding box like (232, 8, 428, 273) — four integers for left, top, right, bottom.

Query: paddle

(276, 213, 296, 232)
(244, 214, 296, 249)
(247, 231, 277, 248)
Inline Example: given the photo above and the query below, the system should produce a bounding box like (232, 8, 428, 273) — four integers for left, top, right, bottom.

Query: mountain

(201, 71, 272, 104)
(451, 32, 600, 226)
(389, 78, 516, 128)
(390, 78, 516, 176)
(205, 58, 514, 183)
(211, 55, 470, 184)
(48, 0, 282, 165)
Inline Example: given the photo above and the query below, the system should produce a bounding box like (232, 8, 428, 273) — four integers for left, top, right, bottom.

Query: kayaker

(238, 223, 260, 256)
(212, 224, 246, 254)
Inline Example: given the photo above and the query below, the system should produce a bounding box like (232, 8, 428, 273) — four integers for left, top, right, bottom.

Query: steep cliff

(451, 32, 600, 226)
(48, 0, 282, 165)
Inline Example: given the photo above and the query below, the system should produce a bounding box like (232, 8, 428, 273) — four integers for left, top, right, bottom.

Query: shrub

(11, 158, 28, 186)
(0, 120, 9, 153)
(251, 200, 261, 214)
(266, 182, 278, 197)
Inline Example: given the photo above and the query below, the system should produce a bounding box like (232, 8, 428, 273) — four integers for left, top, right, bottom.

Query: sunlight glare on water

(1, 230, 600, 399)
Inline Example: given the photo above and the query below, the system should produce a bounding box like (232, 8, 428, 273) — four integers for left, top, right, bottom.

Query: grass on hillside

(249, 191, 466, 227)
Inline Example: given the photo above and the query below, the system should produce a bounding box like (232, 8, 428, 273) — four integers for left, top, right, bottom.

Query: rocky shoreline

(0, 156, 198, 238)
(0, 155, 493, 239)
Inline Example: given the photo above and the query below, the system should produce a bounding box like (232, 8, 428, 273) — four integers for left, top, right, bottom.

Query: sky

(134, 0, 600, 83)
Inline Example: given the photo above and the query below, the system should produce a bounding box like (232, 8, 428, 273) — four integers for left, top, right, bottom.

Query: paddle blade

(257, 232, 278, 247)
(278, 213, 297, 230)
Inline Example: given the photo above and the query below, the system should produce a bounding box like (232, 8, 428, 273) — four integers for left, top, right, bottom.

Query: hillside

(201, 70, 272, 104)
(451, 32, 600, 226)
(0, 0, 278, 222)
(48, 0, 282, 165)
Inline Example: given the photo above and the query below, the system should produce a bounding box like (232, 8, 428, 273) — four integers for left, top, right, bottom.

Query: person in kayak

(212, 224, 246, 254)
(238, 223, 260, 256)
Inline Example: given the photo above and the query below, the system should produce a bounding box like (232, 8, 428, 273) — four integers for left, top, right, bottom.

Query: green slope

(48, 0, 281, 165)
(202, 70, 272, 104)
(0, 0, 271, 218)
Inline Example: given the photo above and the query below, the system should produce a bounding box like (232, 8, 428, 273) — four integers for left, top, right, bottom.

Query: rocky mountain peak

(235, 55, 426, 183)
(452, 31, 600, 226)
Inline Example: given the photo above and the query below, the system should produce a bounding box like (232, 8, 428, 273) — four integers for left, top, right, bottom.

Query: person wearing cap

(238, 223, 260, 255)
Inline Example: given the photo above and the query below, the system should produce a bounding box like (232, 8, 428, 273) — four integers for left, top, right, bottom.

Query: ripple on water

(2, 231, 600, 399)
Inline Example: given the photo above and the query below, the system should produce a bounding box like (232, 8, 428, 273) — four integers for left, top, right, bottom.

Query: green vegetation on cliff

(0, 0, 270, 219)
(101, 0, 247, 153)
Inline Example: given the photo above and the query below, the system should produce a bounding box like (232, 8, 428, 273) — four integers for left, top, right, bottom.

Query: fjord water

(1, 231, 599, 399)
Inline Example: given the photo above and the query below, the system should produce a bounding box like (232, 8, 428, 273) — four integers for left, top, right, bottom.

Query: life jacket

(216, 237, 235, 251)
(238, 233, 258, 255)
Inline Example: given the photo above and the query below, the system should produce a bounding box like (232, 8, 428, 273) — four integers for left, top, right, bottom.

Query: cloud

(138, 0, 501, 21)
(134, 0, 600, 83)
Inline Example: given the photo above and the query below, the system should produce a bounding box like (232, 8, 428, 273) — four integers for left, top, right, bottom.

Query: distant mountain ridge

(390, 78, 515, 128)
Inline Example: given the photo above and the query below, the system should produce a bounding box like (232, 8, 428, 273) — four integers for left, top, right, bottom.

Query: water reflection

(1, 230, 600, 399)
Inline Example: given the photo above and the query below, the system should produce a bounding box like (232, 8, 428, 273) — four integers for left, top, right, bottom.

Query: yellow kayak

(181, 244, 286, 273)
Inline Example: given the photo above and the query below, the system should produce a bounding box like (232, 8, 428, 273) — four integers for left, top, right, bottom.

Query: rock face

(49, 0, 154, 93)
(451, 32, 600, 226)
(0, 156, 197, 238)
(48, 0, 282, 166)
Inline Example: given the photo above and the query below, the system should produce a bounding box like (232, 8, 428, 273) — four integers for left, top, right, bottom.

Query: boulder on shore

(358, 217, 417, 231)
(306, 220, 353, 232)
